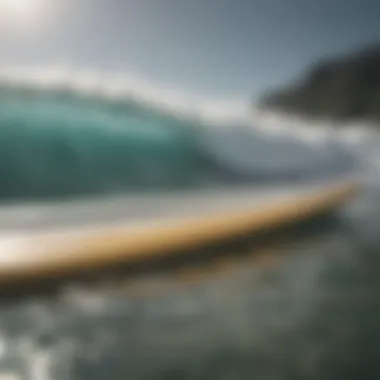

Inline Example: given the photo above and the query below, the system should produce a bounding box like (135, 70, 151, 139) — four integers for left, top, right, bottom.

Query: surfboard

(0, 180, 360, 284)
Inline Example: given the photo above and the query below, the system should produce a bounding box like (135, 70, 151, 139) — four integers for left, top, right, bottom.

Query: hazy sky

(0, 0, 379, 100)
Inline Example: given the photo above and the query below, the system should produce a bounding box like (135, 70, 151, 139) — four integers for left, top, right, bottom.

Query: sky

(0, 0, 379, 101)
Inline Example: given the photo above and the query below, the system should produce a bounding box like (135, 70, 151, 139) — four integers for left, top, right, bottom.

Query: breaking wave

(0, 65, 376, 202)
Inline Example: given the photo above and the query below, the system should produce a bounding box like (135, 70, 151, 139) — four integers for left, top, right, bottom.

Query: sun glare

(0, 0, 43, 22)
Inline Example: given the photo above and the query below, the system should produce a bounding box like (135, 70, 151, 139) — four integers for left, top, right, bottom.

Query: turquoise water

(0, 86, 202, 200)
(0, 83, 356, 202)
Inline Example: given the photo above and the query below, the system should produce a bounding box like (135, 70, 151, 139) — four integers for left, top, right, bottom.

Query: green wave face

(0, 85, 202, 201)
(0, 79, 358, 202)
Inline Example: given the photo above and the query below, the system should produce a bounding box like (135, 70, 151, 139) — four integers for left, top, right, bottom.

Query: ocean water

(0, 70, 380, 379)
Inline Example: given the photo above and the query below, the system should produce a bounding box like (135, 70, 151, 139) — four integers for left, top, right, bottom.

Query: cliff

(259, 45, 380, 123)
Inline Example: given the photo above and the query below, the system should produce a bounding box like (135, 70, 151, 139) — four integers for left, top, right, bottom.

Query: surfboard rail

(0, 180, 360, 283)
